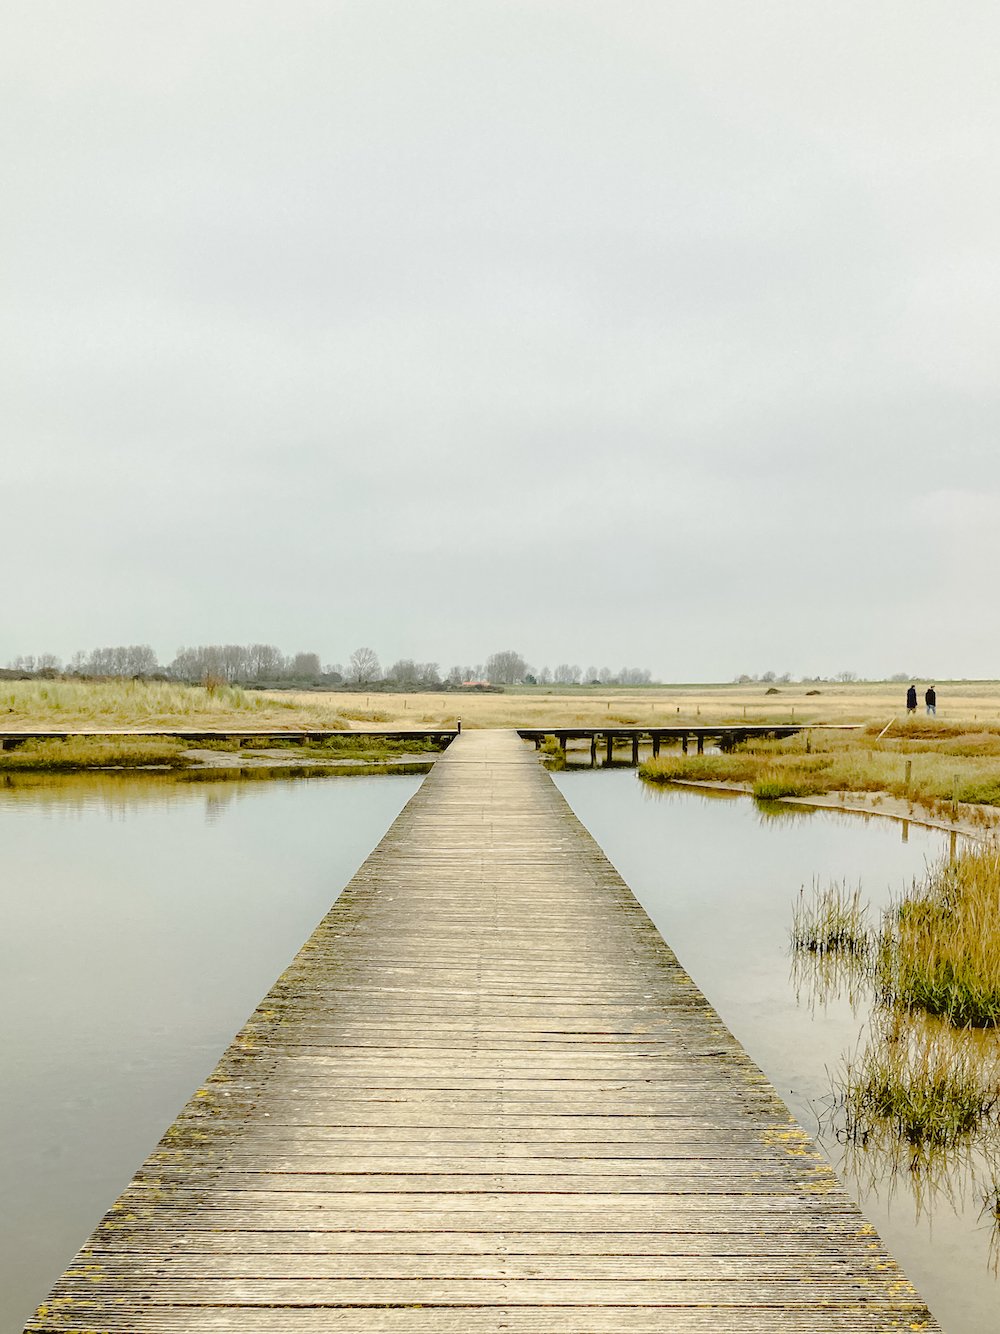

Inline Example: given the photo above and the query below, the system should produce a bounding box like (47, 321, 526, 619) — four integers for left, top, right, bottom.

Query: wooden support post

(606, 733, 613, 765)
(682, 734, 688, 755)
(697, 734, 704, 756)
(590, 735, 597, 766)
(558, 733, 567, 754)
(632, 734, 639, 765)
(652, 734, 660, 757)
(534, 737, 541, 750)
(904, 759, 912, 788)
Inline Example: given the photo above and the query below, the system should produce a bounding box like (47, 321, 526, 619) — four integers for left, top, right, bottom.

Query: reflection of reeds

(791, 946, 870, 1012)
(789, 880, 873, 1010)
(794, 849, 1000, 1264)
(830, 1012, 1000, 1256)
(878, 844, 1000, 1027)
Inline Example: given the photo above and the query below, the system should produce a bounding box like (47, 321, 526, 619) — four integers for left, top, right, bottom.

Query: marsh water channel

(0, 759, 989, 1332)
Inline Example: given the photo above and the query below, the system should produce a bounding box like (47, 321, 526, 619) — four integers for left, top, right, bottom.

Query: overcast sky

(4, 2, 999, 680)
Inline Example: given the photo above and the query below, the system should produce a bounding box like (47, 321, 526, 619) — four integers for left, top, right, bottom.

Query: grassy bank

(793, 845, 1000, 1029)
(0, 733, 444, 773)
(0, 679, 353, 731)
(639, 720, 1000, 819)
(879, 845, 1000, 1028)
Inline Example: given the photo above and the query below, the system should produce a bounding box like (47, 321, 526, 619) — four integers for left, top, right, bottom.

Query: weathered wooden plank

(25, 1308, 935, 1334)
(86, 1230, 886, 1256)
(61, 1254, 908, 1280)
(26, 729, 940, 1332)
(39, 1276, 927, 1304)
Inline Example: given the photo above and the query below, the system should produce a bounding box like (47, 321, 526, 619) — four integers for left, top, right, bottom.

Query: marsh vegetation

(792, 846, 1000, 1258)
(0, 725, 444, 773)
(641, 718, 1000, 826)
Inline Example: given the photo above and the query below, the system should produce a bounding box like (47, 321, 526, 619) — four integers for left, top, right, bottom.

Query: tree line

(5, 643, 655, 689)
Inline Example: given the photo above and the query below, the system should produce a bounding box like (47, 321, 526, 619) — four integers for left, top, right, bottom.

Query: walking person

(925, 684, 937, 716)
(906, 683, 918, 715)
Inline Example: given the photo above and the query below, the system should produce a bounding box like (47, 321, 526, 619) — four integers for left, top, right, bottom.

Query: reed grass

(878, 845, 1000, 1028)
(790, 879, 870, 955)
(640, 727, 1000, 824)
(0, 736, 193, 770)
(0, 732, 444, 772)
(840, 1013, 1000, 1150)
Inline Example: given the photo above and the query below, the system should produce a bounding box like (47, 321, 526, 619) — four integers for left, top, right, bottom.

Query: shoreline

(663, 777, 994, 842)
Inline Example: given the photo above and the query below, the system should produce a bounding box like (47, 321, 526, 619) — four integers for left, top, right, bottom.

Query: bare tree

(76, 644, 160, 676)
(554, 663, 580, 685)
(485, 650, 527, 684)
(387, 659, 417, 684)
(246, 644, 287, 679)
(835, 670, 859, 683)
(349, 646, 381, 684)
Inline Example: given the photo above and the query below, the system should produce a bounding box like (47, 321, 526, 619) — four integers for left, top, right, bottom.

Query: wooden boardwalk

(28, 729, 938, 1333)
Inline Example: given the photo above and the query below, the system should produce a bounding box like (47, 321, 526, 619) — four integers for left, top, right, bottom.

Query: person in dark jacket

(906, 684, 918, 714)
(925, 685, 936, 716)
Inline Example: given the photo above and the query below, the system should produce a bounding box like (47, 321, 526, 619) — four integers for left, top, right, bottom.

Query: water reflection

(791, 941, 871, 1013)
(0, 761, 432, 815)
(0, 769, 422, 1334)
(553, 770, 993, 1334)
(790, 859, 1000, 1279)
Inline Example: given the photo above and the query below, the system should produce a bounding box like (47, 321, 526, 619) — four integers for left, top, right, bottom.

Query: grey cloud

(3, 1, 1000, 678)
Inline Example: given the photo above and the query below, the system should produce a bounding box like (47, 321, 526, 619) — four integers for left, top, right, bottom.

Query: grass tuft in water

(790, 879, 871, 956)
(841, 1013, 1000, 1150)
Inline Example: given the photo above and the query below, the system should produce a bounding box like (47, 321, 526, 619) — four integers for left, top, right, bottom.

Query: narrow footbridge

(517, 722, 855, 764)
(28, 729, 936, 1333)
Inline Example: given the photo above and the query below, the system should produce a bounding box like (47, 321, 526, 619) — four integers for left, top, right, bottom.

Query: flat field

(289, 681, 1000, 731)
(4, 678, 999, 734)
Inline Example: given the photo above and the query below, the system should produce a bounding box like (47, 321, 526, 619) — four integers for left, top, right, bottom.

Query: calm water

(0, 770, 422, 1333)
(554, 770, 989, 1334)
(1, 765, 991, 1333)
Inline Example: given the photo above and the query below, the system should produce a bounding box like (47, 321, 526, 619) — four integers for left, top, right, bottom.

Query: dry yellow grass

(0, 679, 350, 731)
(286, 681, 1000, 732)
(640, 725, 1000, 825)
(7, 677, 1000, 736)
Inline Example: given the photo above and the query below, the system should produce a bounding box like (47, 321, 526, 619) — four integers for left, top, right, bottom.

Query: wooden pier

(0, 728, 458, 750)
(517, 723, 858, 765)
(28, 729, 937, 1332)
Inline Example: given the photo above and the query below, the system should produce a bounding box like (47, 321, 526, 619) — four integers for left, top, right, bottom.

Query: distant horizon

(0, 645, 982, 690)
